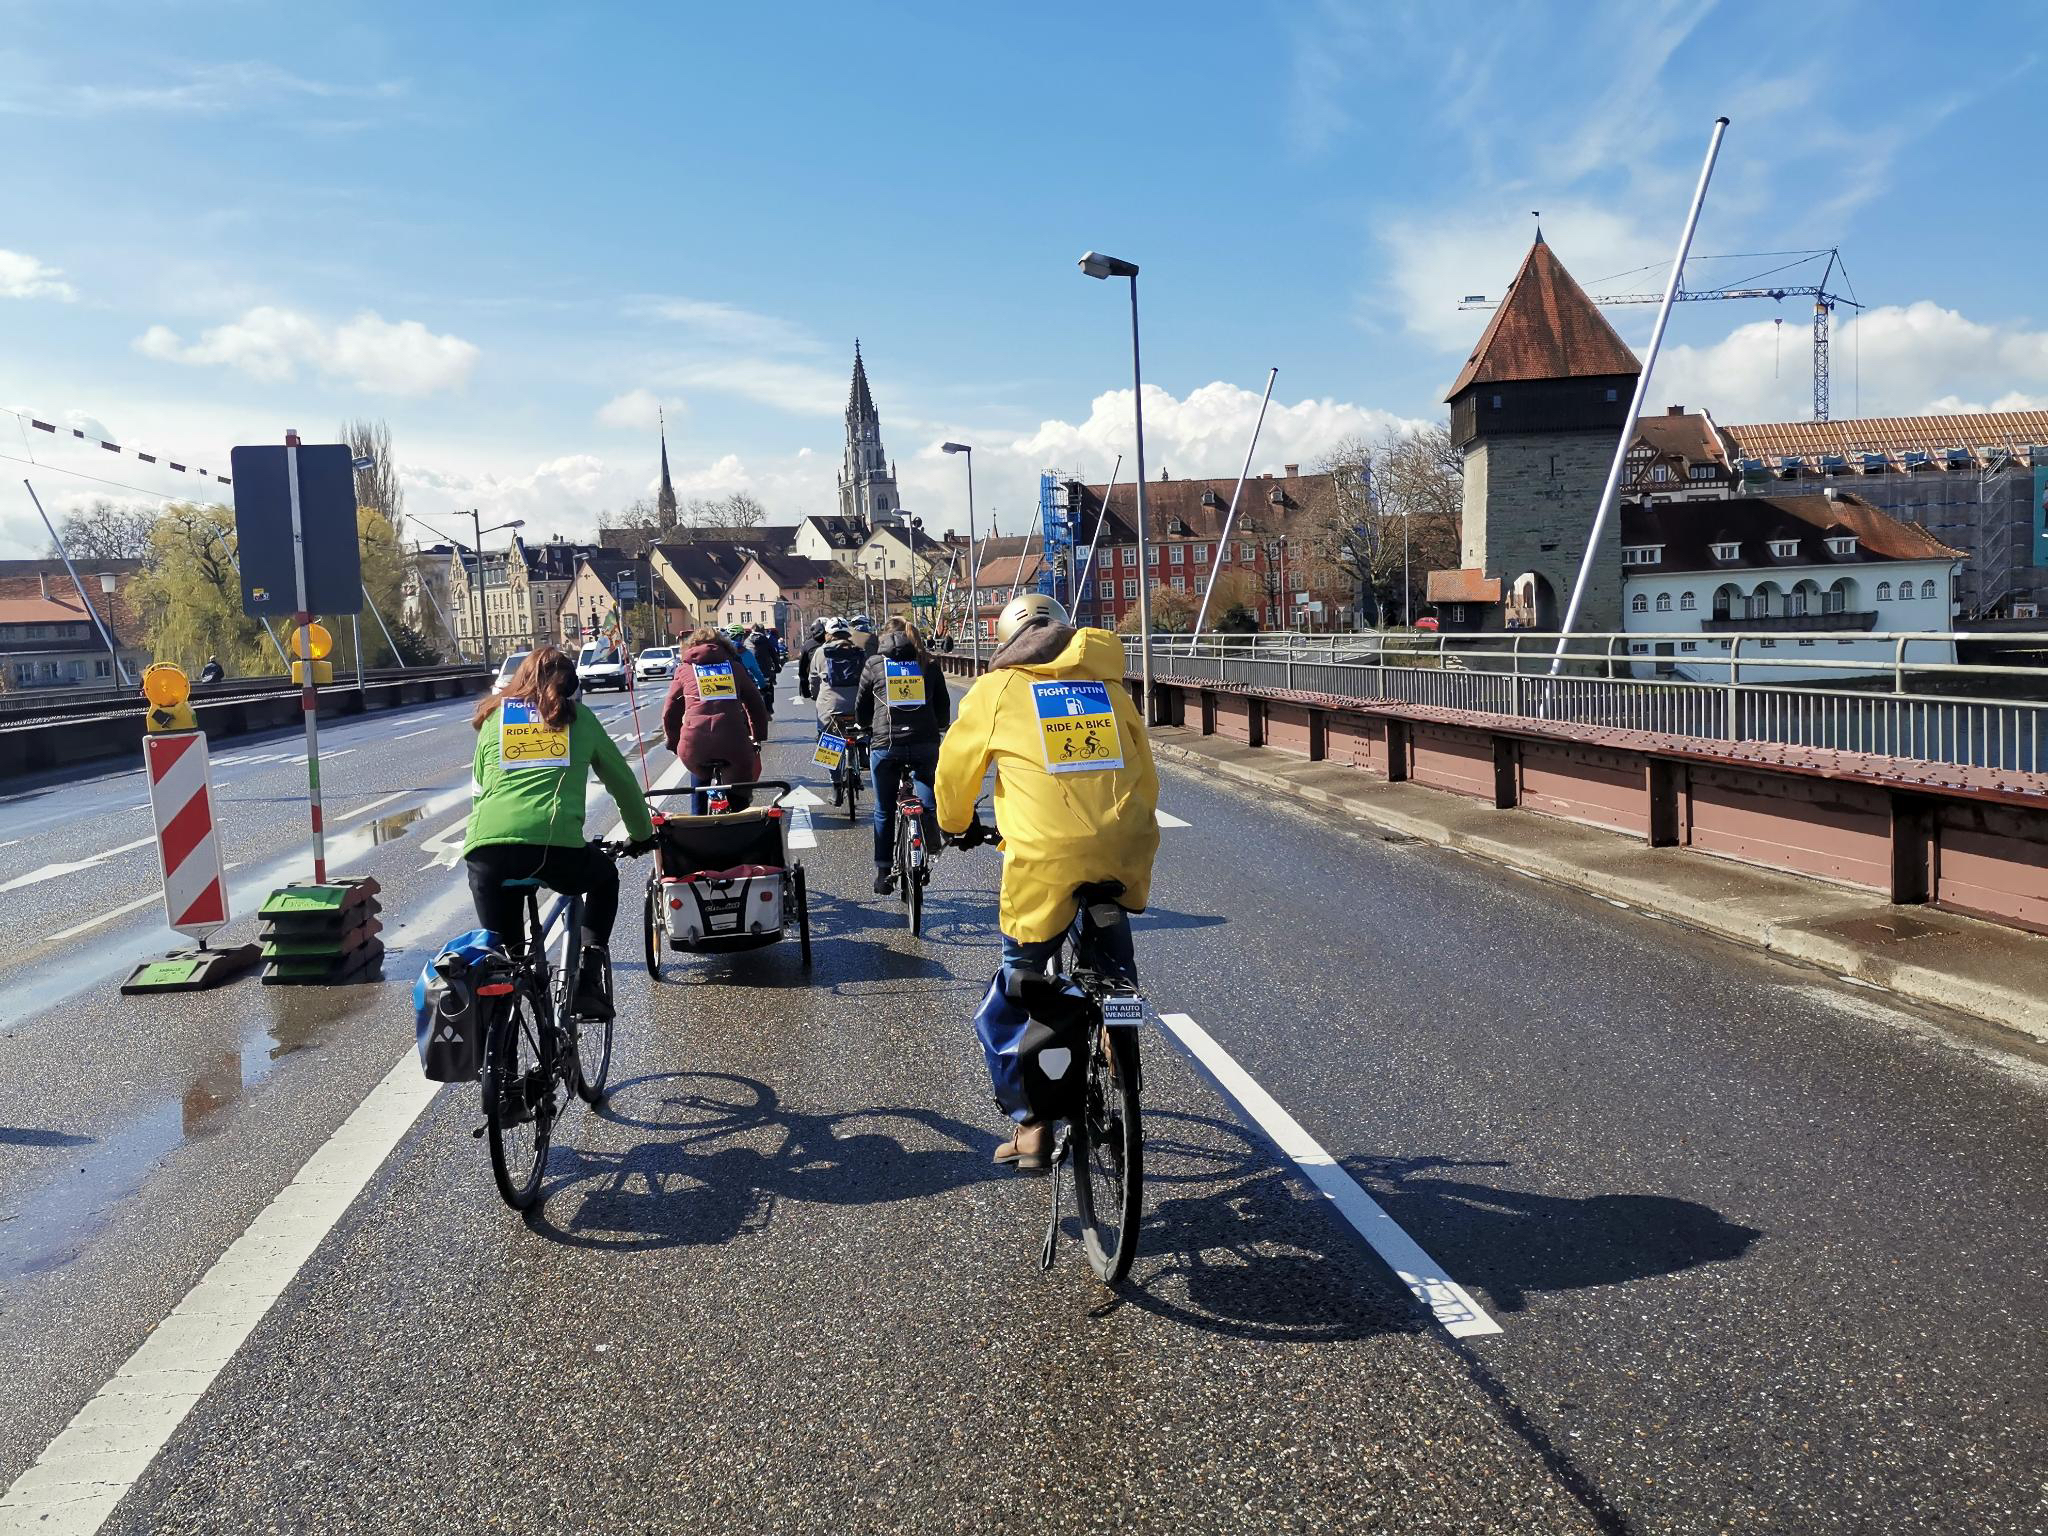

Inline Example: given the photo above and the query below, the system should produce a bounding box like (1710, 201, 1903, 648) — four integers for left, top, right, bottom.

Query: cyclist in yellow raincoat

(936, 595, 1159, 1166)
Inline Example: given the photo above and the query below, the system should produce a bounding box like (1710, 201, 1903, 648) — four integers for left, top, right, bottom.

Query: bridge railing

(1120, 629, 2048, 774)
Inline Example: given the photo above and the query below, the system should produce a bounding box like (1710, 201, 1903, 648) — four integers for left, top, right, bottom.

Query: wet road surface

(1, 684, 2043, 1534)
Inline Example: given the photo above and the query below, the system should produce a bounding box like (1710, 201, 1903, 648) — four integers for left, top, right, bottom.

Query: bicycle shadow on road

(522, 1070, 1003, 1253)
(1112, 1117, 1761, 1340)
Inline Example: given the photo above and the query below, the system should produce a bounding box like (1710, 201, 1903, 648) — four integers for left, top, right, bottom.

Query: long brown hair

(473, 644, 579, 730)
(883, 615, 929, 664)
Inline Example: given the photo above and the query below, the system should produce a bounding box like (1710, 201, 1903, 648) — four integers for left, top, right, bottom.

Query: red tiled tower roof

(1446, 235, 1642, 401)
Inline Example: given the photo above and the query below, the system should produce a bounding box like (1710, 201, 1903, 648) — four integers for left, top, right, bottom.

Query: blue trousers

(871, 743, 939, 867)
(1001, 904, 1137, 985)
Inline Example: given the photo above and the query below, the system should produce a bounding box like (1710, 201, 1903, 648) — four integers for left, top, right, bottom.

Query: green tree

(130, 502, 281, 675)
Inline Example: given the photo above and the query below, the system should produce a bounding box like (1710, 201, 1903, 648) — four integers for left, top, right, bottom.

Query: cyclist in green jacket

(465, 645, 655, 1020)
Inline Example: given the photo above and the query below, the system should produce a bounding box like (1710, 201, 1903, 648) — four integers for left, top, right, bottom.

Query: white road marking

(788, 807, 817, 849)
(779, 785, 823, 808)
(1155, 808, 1190, 827)
(416, 816, 469, 871)
(42, 862, 246, 944)
(332, 790, 411, 826)
(0, 836, 157, 893)
(1155, 1011, 1502, 1340)
(288, 749, 355, 766)
(0, 1047, 441, 1532)
(0, 838, 17, 849)
(391, 726, 438, 741)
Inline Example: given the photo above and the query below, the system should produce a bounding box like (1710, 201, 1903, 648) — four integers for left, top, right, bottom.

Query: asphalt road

(1, 678, 2043, 1534)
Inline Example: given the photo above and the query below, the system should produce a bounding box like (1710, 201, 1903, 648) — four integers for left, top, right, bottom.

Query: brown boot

(993, 1120, 1051, 1172)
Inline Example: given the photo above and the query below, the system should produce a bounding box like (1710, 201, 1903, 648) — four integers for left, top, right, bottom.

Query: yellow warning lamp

(141, 662, 197, 733)
(287, 621, 336, 685)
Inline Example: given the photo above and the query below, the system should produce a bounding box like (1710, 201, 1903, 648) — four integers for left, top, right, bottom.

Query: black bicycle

(824, 714, 870, 823)
(957, 821, 1146, 1283)
(479, 840, 633, 1210)
(892, 776, 935, 935)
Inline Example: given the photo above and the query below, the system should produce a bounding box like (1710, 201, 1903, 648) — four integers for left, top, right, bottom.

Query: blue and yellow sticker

(1031, 680, 1122, 773)
(813, 732, 846, 770)
(885, 660, 926, 709)
(695, 662, 736, 699)
(499, 697, 571, 769)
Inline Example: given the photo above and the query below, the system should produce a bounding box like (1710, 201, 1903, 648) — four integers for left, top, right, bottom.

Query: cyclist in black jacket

(855, 618, 951, 894)
(797, 619, 827, 701)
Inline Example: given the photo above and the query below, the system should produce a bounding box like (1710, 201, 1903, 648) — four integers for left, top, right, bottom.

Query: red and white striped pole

(144, 730, 229, 940)
(284, 428, 327, 883)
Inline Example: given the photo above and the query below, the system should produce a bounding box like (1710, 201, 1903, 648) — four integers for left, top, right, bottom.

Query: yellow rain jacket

(936, 625, 1159, 944)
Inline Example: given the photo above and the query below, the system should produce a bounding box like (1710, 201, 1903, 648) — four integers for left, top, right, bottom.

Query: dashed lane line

(0, 836, 157, 894)
(1154, 1010, 1501, 1340)
(331, 790, 412, 826)
(391, 726, 438, 741)
(42, 862, 246, 944)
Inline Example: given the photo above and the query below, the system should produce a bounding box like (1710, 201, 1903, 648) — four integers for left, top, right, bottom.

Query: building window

(1759, 638, 1776, 648)
(1679, 591, 1696, 611)
(1123, 579, 1138, 600)
(1877, 581, 1892, 601)
(1170, 575, 1185, 592)
(1605, 388, 1619, 401)
(1651, 465, 1671, 483)
(1655, 592, 1672, 612)
(1621, 546, 1663, 566)
(1195, 576, 1207, 594)
(1680, 641, 1697, 653)
(1147, 547, 1159, 566)
(1193, 543, 1209, 563)
(1921, 579, 1937, 600)
(1688, 465, 1714, 480)
(95, 657, 112, 678)
(1169, 544, 1184, 565)
(1630, 643, 1648, 654)
(1449, 604, 1467, 623)
(1631, 593, 1648, 613)
(1827, 536, 1858, 556)
(1121, 547, 1136, 567)
(1712, 542, 1740, 560)
(1787, 591, 1807, 617)
(1241, 543, 1255, 561)
(1491, 394, 1502, 409)
(1769, 540, 1798, 558)
(1099, 581, 1114, 601)
(1798, 638, 1815, 647)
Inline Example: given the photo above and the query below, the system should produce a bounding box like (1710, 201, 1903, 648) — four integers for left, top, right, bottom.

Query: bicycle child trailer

(413, 928, 507, 1082)
(640, 780, 812, 977)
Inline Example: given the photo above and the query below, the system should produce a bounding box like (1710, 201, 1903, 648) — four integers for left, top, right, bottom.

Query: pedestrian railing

(1120, 629, 2048, 774)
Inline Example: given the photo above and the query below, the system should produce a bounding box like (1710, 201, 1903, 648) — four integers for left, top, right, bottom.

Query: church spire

(838, 341, 900, 528)
(848, 339, 877, 421)
(656, 407, 678, 531)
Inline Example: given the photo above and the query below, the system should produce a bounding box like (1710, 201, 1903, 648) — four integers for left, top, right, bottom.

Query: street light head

(1079, 251, 1139, 280)
(941, 442, 971, 455)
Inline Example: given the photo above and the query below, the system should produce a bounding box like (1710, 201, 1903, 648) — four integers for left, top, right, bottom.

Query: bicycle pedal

(471, 1124, 487, 1139)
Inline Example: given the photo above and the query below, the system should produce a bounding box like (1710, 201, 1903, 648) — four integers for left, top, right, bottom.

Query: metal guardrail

(0, 663, 487, 729)
(1121, 629, 2048, 775)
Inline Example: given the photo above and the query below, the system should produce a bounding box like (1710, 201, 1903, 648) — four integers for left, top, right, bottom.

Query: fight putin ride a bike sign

(1031, 680, 1122, 773)
(885, 661, 926, 709)
(695, 662, 737, 699)
(498, 697, 571, 767)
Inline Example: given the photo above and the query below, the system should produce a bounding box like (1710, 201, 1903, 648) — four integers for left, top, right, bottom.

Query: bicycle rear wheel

(1070, 1023, 1143, 1283)
(486, 987, 554, 1210)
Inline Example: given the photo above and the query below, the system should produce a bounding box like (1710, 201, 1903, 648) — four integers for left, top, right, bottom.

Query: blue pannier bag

(972, 967, 1091, 1125)
(413, 928, 506, 1083)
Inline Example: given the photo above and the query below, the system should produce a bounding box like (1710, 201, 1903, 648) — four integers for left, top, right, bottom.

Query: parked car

(634, 645, 678, 683)
(492, 650, 531, 694)
(576, 641, 628, 692)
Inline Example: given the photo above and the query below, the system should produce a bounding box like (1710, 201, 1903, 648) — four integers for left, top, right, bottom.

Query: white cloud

(1657, 301, 2048, 424)
(640, 298, 821, 354)
(135, 306, 478, 395)
(0, 248, 76, 301)
(660, 356, 847, 417)
(1378, 205, 1669, 353)
(1, 59, 406, 118)
(892, 380, 1428, 540)
(596, 388, 687, 432)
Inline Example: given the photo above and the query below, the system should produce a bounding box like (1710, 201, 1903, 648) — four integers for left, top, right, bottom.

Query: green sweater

(464, 700, 655, 854)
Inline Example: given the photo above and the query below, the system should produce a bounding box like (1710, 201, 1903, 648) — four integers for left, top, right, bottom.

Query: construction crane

(1459, 247, 1863, 421)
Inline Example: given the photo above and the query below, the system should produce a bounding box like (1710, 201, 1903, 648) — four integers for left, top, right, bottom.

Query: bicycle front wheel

(486, 988, 554, 1210)
(1070, 1024, 1143, 1284)
(572, 1003, 613, 1106)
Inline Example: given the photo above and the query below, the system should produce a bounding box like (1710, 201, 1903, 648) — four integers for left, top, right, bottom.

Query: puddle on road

(0, 975, 376, 1282)
(369, 806, 425, 845)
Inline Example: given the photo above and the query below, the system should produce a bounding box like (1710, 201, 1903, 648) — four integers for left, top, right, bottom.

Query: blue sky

(3, 0, 2044, 554)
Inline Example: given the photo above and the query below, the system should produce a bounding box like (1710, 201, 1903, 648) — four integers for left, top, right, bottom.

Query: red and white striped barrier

(143, 731, 229, 939)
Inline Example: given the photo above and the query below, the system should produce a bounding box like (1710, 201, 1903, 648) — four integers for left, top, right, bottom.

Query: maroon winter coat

(662, 637, 768, 781)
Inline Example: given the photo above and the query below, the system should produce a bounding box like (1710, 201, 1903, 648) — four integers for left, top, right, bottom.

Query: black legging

(465, 842, 619, 948)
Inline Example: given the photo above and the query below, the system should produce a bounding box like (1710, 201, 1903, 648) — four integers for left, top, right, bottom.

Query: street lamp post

(415, 512, 525, 667)
(1078, 251, 1153, 719)
(941, 442, 977, 668)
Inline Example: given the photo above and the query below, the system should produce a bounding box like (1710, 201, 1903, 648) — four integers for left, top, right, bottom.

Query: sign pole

(284, 429, 327, 883)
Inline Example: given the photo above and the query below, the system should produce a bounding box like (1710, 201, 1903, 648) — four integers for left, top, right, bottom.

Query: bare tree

(342, 418, 404, 534)
(719, 490, 767, 529)
(1308, 424, 1462, 626)
(50, 499, 157, 560)
(598, 497, 661, 553)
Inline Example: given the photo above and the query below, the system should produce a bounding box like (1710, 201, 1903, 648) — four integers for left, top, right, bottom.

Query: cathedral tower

(837, 341, 901, 527)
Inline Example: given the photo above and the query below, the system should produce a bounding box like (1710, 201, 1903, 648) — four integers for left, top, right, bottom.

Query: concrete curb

(1152, 735, 2048, 1050)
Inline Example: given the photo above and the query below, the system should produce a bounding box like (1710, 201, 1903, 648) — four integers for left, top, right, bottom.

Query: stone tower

(837, 341, 902, 527)
(656, 407, 678, 532)
(1444, 233, 1640, 630)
